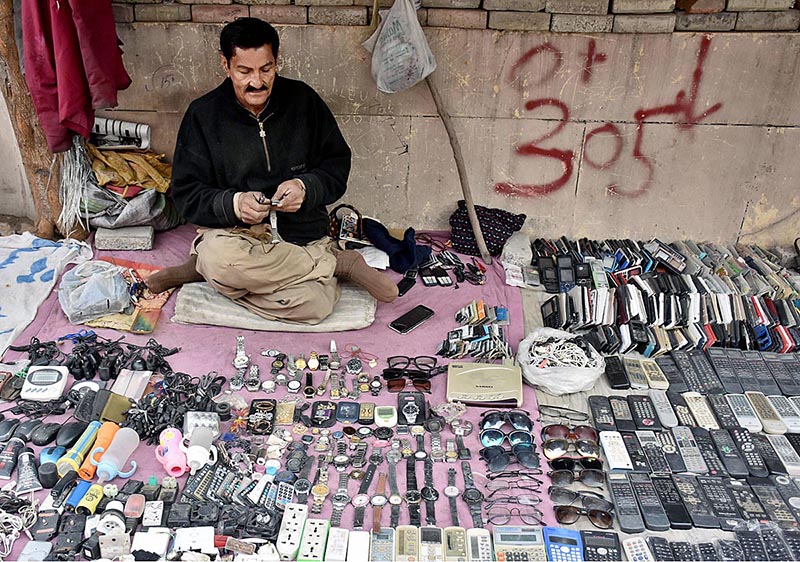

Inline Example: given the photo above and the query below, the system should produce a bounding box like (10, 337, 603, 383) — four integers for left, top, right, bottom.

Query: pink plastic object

(155, 428, 188, 477)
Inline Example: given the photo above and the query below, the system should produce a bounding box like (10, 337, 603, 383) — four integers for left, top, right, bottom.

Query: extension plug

(277, 503, 308, 561)
(297, 519, 329, 562)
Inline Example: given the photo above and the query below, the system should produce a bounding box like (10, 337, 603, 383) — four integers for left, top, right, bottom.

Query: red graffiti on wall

(495, 35, 722, 198)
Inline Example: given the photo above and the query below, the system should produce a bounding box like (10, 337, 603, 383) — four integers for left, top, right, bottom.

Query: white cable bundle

(58, 136, 93, 238)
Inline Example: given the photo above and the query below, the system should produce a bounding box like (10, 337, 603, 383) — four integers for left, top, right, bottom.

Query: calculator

(493, 526, 546, 562)
(581, 530, 621, 561)
(542, 527, 582, 562)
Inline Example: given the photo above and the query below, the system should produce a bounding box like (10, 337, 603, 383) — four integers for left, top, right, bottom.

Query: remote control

(649, 389, 679, 428)
(607, 473, 645, 533)
(621, 432, 651, 473)
(674, 350, 725, 394)
(672, 426, 709, 474)
(723, 477, 770, 521)
(790, 398, 800, 421)
(716, 539, 745, 562)
(670, 542, 699, 562)
(599, 431, 633, 471)
(645, 536, 674, 561)
(635, 431, 671, 474)
(608, 397, 637, 433)
(656, 430, 687, 473)
(707, 348, 744, 394)
(780, 529, 800, 561)
(683, 392, 720, 430)
(752, 432, 789, 475)
(419, 527, 444, 561)
(764, 352, 800, 396)
(667, 392, 697, 427)
(727, 349, 761, 393)
(588, 396, 617, 432)
(734, 530, 769, 561)
(651, 476, 692, 529)
(581, 530, 621, 562)
(641, 359, 670, 390)
(770, 474, 800, 524)
(605, 356, 630, 390)
(710, 429, 750, 478)
(371, 529, 396, 562)
(443, 528, 467, 562)
(624, 358, 650, 390)
(744, 351, 782, 396)
(466, 528, 493, 562)
(727, 394, 764, 433)
(628, 473, 670, 531)
(768, 395, 800, 433)
(695, 543, 718, 562)
(673, 474, 720, 528)
(695, 476, 743, 530)
(622, 537, 655, 562)
(395, 526, 420, 562)
(729, 427, 770, 477)
(766, 434, 800, 476)
(747, 476, 799, 528)
(655, 355, 688, 393)
(542, 527, 581, 562)
(758, 525, 794, 561)
(746, 392, 787, 435)
(706, 394, 740, 429)
(691, 426, 728, 476)
(628, 394, 662, 430)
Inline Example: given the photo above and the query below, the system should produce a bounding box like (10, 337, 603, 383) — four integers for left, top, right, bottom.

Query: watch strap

(354, 506, 366, 529)
(390, 503, 401, 528)
(447, 467, 459, 526)
(409, 502, 421, 527)
(388, 461, 399, 495)
(372, 472, 388, 534)
(299, 455, 315, 480)
(406, 458, 418, 490)
(331, 505, 345, 527)
(462, 461, 475, 488)
(337, 472, 349, 494)
(424, 458, 434, 487)
(357, 462, 377, 494)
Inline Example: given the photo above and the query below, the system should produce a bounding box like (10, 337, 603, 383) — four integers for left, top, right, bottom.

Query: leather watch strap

(373, 472, 388, 534)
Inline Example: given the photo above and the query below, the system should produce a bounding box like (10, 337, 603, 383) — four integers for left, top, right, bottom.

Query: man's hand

(237, 191, 273, 225)
(272, 179, 306, 213)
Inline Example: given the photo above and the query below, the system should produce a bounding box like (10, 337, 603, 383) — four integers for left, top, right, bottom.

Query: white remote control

(726, 393, 763, 433)
(297, 519, 329, 562)
(277, 503, 308, 561)
(768, 395, 800, 433)
(641, 360, 670, 390)
(395, 526, 420, 562)
(648, 389, 678, 428)
(766, 434, 800, 476)
(466, 528, 493, 562)
(682, 392, 720, 430)
(622, 537, 655, 562)
(324, 527, 349, 562)
(746, 391, 787, 434)
(671, 426, 708, 474)
(345, 530, 370, 562)
(419, 527, 444, 562)
(599, 431, 633, 471)
(444, 527, 468, 562)
(371, 529, 396, 562)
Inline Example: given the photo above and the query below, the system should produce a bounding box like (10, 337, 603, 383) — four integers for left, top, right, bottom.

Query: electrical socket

(277, 503, 308, 561)
(298, 519, 329, 562)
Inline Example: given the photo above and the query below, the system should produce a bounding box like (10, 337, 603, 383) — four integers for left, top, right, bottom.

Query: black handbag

(448, 200, 526, 257)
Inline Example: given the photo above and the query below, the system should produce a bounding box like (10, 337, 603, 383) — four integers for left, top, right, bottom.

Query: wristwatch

(316, 367, 330, 395)
(425, 416, 446, 462)
(330, 371, 341, 400)
(461, 461, 484, 528)
(369, 375, 382, 396)
(245, 364, 261, 392)
(233, 335, 249, 369)
(405, 458, 421, 526)
(330, 472, 351, 527)
(330, 341, 341, 370)
(402, 402, 420, 425)
(287, 373, 302, 394)
(352, 462, 378, 529)
(445, 439, 459, 463)
(230, 368, 246, 391)
(303, 372, 316, 399)
(351, 441, 368, 469)
(292, 454, 316, 504)
(444, 468, 461, 527)
(295, 355, 307, 370)
(333, 439, 350, 472)
(386, 449, 404, 528)
(421, 457, 439, 526)
(371, 472, 388, 534)
(411, 425, 427, 460)
(310, 455, 331, 514)
(308, 351, 320, 371)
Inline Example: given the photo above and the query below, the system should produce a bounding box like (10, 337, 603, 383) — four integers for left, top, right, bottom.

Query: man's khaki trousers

(192, 227, 340, 324)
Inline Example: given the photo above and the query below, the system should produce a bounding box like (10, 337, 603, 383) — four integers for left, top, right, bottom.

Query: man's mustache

(246, 85, 268, 93)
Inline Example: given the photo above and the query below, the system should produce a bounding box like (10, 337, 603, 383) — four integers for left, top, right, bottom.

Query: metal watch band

(461, 461, 475, 489)
(331, 504, 345, 527)
(424, 458, 437, 525)
(447, 468, 459, 527)
(337, 472, 350, 494)
(388, 459, 401, 528)
(330, 473, 350, 528)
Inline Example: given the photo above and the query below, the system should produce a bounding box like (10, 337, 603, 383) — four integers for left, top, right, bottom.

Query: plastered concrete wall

(5, 24, 800, 245)
(0, 93, 34, 219)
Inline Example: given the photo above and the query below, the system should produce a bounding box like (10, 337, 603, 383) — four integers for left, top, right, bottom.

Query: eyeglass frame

(485, 505, 545, 526)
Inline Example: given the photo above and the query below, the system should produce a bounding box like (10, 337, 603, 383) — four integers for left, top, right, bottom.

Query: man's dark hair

(220, 18, 279, 61)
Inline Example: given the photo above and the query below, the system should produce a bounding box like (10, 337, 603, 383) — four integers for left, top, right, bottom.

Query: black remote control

(607, 473, 645, 533)
(770, 474, 800, 524)
(628, 473, 671, 531)
(691, 426, 728, 476)
(747, 476, 799, 528)
(646, 536, 675, 562)
(695, 543, 718, 562)
(654, 355, 688, 393)
(620, 432, 651, 473)
(608, 396, 637, 432)
(744, 351, 782, 396)
(672, 474, 719, 528)
(785, 433, 800, 457)
(670, 541, 699, 562)
(763, 352, 800, 396)
(581, 530, 621, 562)
(752, 433, 789, 475)
(628, 394, 662, 430)
(780, 529, 800, 561)
(588, 396, 617, 432)
(695, 476, 743, 530)
(717, 539, 744, 562)
(727, 349, 762, 393)
(734, 530, 769, 562)
(651, 475, 692, 529)
(723, 477, 769, 521)
(605, 356, 630, 390)
(759, 525, 795, 561)
(656, 430, 687, 473)
(673, 350, 725, 394)
(710, 429, 750, 478)
(707, 347, 744, 394)
(707, 394, 740, 429)
(666, 391, 697, 427)
(729, 427, 770, 477)
(635, 431, 671, 474)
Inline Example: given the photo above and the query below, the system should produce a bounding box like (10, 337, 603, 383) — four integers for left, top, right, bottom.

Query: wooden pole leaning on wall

(425, 75, 492, 264)
(0, 0, 61, 240)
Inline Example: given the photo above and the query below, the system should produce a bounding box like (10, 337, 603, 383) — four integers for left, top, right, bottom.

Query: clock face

(352, 494, 370, 508)
(444, 485, 460, 497)
(371, 495, 388, 507)
(386, 450, 402, 463)
(405, 490, 421, 503)
(294, 479, 311, 493)
(389, 494, 403, 505)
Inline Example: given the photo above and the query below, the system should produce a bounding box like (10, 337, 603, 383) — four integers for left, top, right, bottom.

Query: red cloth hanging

(22, 0, 131, 153)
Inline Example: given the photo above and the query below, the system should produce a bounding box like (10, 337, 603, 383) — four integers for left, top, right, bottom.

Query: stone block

(179, 0, 233, 4)
(236, 0, 291, 5)
(545, 0, 609, 14)
(423, 0, 480, 7)
(308, 6, 368, 23)
(489, 10, 551, 28)
(612, 0, 674, 13)
(727, 0, 794, 10)
(297, 0, 354, 7)
(550, 13, 613, 29)
(426, 8, 487, 26)
(192, 5, 249, 21)
(613, 13, 675, 31)
(135, 4, 192, 21)
(735, 9, 800, 29)
(369, 6, 428, 23)
(675, 10, 736, 29)
(94, 226, 155, 251)
(484, 0, 546, 11)
(356, 0, 394, 7)
(675, 0, 725, 13)
(250, 5, 308, 22)
(112, 3, 134, 22)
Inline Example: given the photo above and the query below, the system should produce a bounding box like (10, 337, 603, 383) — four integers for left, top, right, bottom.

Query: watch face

(332, 492, 350, 506)
(444, 485, 460, 498)
(287, 380, 301, 391)
(374, 427, 394, 441)
(311, 484, 329, 497)
(410, 425, 425, 436)
(463, 488, 484, 504)
(352, 494, 370, 507)
(405, 490, 421, 504)
(431, 451, 446, 462)
(333, 454, 350, 465)
(414, 451, 428, 460)
(358, 427, 373, 437)
(386, 450, 402, 464)
(421, 486, 440, 502)
(285, 459, 303, 473)
(294, 479, 311, 494)
(371, 494, 388, 507)
(424, 418, 444, 433)
(389, 494, 404, 506)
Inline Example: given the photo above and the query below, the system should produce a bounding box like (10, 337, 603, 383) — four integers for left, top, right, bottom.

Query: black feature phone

(389, 305, 435, 334)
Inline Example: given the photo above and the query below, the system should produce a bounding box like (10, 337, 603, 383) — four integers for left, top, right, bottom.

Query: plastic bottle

(180, 426, 217, 475)
(57, 421, 101, 477)
(91, 427, 139, 482)
(79, 422, 119, 480)
(155, 428, 188, 477)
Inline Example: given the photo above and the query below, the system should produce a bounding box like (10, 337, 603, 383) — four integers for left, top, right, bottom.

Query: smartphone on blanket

(389, 305, 435, 334)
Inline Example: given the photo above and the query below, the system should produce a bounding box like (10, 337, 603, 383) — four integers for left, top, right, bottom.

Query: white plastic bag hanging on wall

(362, 0, 436, 94)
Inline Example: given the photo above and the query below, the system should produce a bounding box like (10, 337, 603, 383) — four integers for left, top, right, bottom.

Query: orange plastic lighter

(78, 421, 119, 480)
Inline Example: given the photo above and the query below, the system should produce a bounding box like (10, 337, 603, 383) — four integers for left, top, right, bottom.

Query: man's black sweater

(170, 76, 351, 245)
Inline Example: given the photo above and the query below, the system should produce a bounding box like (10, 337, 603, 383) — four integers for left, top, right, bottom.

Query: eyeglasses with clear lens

(480, 428, 534, 448)
(486, 478, 544, 492)
(485, 495, 541, 506)
(486, 506, 544, 526)
(387, 355, 438, 372)
(548, 486, 614, 512)
(538, 405, 590, 423)
(554, 505, 614, 529)
(480, 409, 533, 432)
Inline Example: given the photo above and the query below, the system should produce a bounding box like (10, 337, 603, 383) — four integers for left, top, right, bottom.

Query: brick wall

(112, 0, 800, 31)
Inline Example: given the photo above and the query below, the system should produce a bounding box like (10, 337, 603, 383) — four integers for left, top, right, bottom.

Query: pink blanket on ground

(4, 224, 555, 557)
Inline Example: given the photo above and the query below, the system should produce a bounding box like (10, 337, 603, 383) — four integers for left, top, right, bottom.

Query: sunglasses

(386, 378, 431, 393)
(542, 437, 600, 461)
(548, 486, 614, 512)
(481, 444, 540, 472)
(541, 424, 598, 442)
(480, 409, 533, 432)
(480, 428, 534, 448)
(548, 458, 605, 488)
(387, 355, 438, 372)
(555, 505, 614, 529)
(486, 506, 544, 526)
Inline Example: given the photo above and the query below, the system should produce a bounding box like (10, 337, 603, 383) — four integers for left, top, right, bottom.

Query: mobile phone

(389, 305, 435, 334)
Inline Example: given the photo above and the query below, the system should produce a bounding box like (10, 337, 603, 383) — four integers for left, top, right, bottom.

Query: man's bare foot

(145, 255, 204, 293)
(334, 250, 398, 303)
